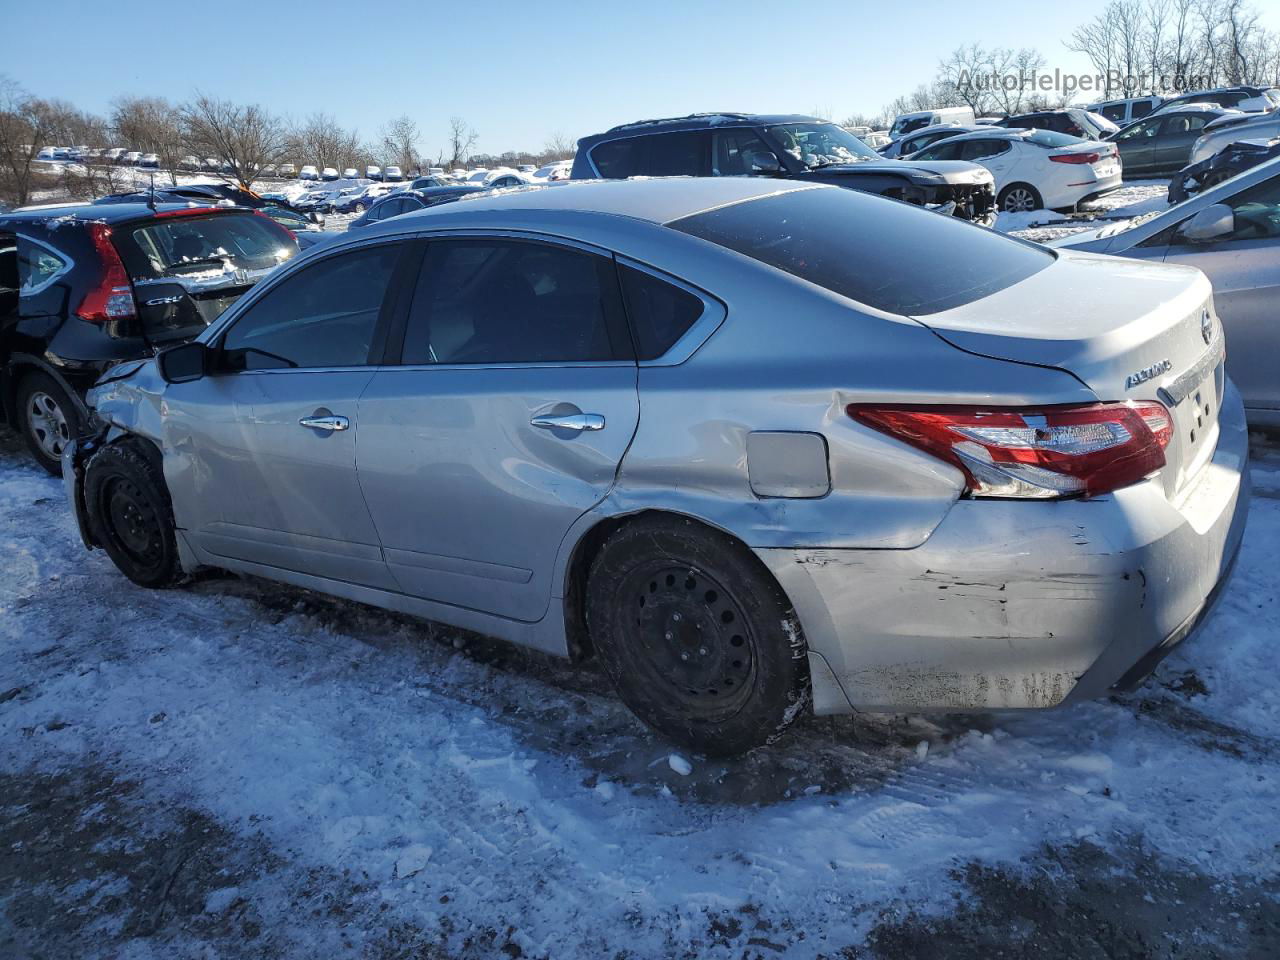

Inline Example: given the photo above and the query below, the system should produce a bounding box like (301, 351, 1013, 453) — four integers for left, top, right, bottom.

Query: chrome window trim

(614, 255, 726, 367)
(15, 233, 74, 297)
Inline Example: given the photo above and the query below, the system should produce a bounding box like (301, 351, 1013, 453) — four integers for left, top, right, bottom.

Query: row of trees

(0, 76, 576, 208)
(852, 0, 1280, 129)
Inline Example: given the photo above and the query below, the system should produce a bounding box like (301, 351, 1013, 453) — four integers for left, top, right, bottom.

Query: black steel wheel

(587, 516, 810, 756)
(84, 439, 184, 588)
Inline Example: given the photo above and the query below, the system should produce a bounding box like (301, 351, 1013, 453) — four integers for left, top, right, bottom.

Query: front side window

(1117, 118, 1158, 140)
(670, 186, 1053, 316)
(16, 237, 70, 294)
(1132, 99, 1156, 118)
(220, 243, 401, 370)
(401, 239, 629, 365)
(1178, 176, 1280, 244)
(712, 129, 778, 175)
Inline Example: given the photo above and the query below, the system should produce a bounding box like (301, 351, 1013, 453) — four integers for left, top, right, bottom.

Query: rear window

(1025, 129, 1084, 148)
(669, 187, 1053, 316)
(123, 213, 297, 280)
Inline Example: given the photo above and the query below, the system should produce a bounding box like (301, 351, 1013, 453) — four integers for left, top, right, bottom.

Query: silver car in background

(64, 179, 1248, 755)
(1054, 155, 1280, 426)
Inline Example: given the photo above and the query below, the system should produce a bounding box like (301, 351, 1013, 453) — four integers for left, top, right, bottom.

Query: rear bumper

(757, 380, 1251, 716)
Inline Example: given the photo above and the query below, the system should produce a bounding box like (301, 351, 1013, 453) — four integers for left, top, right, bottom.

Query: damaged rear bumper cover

(757, 383, 1251, 716)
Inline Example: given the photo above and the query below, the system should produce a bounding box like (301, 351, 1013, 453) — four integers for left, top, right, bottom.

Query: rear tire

(15, 371, 81, 476)
(998, 182, 1043, 213)
(586, 516, 810, 756)
(84, 439, 184, 588)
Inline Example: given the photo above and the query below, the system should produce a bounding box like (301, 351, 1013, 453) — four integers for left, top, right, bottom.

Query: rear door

(1152, 113, 1211, 172)
(357, 235, 639, 622)
(1160, 174, 1280, 414)
(1113, 117, 1160, 174)
(116, 211, 300, 347)
(164, 239, 410, 588)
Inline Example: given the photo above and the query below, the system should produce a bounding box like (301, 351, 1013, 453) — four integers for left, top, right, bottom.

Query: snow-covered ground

(1, 424, 1278, 958)
(996, 179, 1171, 242)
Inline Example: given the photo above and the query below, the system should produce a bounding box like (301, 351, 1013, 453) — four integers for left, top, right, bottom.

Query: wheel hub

(629, 566, 754, 707)
(26, 391, 69, 459)
(105, 480, 160, 562)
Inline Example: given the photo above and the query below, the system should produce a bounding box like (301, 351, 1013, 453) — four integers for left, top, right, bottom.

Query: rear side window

(125, 214, 296, 280)
(915, 141, 962, 161)
(16, 237, 70, 294)
(220, 243, 401, 370)
(670, 187, 1053, 316)
(619, 265, 705, 360)
(401, 239, 630, 365)
(591, 132, 708, 178)
(1132, 99, 1155, 118)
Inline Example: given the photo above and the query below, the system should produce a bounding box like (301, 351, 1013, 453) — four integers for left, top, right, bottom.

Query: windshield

(764, 123, 880, 168)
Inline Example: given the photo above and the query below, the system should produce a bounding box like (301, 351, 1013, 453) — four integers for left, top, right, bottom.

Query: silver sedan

(65, 178, 1249, 755)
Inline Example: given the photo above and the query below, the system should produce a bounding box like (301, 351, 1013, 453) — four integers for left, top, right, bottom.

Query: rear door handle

(530, 413, 605, 432)
(299, 415, 349, 432)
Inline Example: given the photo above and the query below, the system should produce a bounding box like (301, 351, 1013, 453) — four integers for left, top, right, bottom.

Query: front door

(164, 240, 407, 588)
(357, 236, 639, 622)
(1162, 175, 1280, 414)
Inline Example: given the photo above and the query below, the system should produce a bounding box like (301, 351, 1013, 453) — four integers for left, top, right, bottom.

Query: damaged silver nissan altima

(63, 178, 1249, 756)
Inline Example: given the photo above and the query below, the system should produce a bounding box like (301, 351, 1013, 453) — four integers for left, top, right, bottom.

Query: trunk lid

(917, 250, 1225, 495)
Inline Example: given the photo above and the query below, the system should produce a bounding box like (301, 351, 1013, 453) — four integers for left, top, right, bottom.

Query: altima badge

(1125, 359, 1172, 389)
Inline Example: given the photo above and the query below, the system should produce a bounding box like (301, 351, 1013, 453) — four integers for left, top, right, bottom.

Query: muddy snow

(1, 424, 1278, 957)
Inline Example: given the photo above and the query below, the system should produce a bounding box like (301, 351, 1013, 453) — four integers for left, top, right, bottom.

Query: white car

(123, 151, 143, 165)
(103, 147, 126, 162)
(365, 164, 382, 180)
(320, 167, 339, 181)
(910, 127, 1122, 213)
(466, 167, 530, 188)
(140, 153, 160, 168)
(530, 160, 573, 181)
(342, 167, 358, 179)
(298, 165, 320, 181)
(878, 124, 985, 159)
(383, 165, 403, 181)
(1189, 109, 1280, 165)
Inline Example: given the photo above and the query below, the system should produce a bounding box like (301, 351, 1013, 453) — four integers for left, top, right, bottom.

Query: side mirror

(1178, 203, 1235, 243)
(747, 151, 782, 174)
(157, 341, 209, 384)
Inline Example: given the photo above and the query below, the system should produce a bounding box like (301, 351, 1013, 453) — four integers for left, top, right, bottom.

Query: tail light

(1050, 152, 1101, 164)
(77, 222, 136, 323)
(848, 402, 1173, 499)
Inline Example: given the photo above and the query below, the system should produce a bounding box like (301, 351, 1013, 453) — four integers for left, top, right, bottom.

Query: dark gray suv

(570, 113, 997, 224)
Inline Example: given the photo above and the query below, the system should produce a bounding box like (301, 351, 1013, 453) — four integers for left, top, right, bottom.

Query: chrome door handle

(299, 415, 349, 432)
(530, 413, 605, 432)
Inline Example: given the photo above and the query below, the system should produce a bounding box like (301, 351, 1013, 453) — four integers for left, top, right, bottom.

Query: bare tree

(445, 116, 478, 170)
(179, 93, 289, 190)
(292, 112, 361, 174)
(0, 76, 54, 207)
(112, 96, 183, 185)
(381, 115, 421, 175)
(542, 131, 576, 160)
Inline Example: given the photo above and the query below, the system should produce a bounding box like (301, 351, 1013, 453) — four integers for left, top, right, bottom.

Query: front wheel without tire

(84, 440, 184, 588)
(586, 517, 810, 756)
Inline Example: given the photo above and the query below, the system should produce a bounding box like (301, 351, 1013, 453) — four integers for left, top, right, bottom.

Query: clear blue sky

(7, 0, 1278, 157)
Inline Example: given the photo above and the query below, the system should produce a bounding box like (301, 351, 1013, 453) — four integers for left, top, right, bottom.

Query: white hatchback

(909, 128, 1122, 212)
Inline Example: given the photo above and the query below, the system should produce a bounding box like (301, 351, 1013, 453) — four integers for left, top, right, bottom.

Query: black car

(348, 185, 487, 230)
(1108, 107, 1237, 177)
(95, 183, 273, 209)
(995, 109, 1119, 141)
(0, 203, 298, 471)
(1169, 136, 1280, 202)
(570, 113, 997, 224)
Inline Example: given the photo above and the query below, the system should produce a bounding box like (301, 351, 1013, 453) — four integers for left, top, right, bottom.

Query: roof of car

(584, 113, 822, 142)
(377, 177, 815, 228)
(0, 201, 247, 224)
